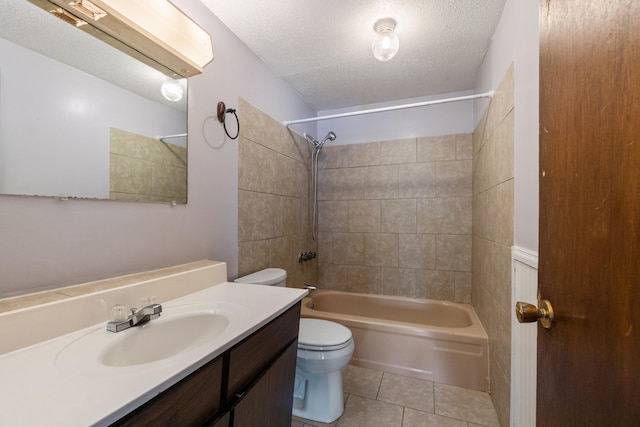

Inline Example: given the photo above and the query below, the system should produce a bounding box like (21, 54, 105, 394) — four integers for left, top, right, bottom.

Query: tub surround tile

(348, 200, 381, 233)
(378, 373, 435, 413)
(473, 108, 490, 157)
(319, 145, 350, 169)
(332, 233, 365, 266)
(455, 133, 473, 161)
(483, 64, 514, 145)
(318, 201, 349, 232)
(454, 272, 472, 303)
(238, 240, 270, 277)
(417, 198, 471, 235)
(417, 135, 457, 162)
(380, 138, 417, 165)
(473, 111, 515, 196)
(399, 162, 436, 199)
(348, 265, 381, 294)
(238, 136, 270, 193)
(238, 100, 312, 293)
(436, 235, 471, 272)
(415, 270, 455, 301)
(317, 232, 333, 264)
(319, 167, 365, 201)
(399, 234, 436, 270)
(436, 160, 472, 197)
(472, 64, 515, 427)
(349, 141, 382, 167)
(434, 383, 500, 426)
(381, 199, 417, 233)
(365, 233, 399, 267)
(380, 268, 417, 297)
(317, 134, 472, 304)
(318, 263, 349, 291)
(365, 165, 399, 199)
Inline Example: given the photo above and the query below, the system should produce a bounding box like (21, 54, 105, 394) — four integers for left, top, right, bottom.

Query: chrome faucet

(107, 303, 162, 333)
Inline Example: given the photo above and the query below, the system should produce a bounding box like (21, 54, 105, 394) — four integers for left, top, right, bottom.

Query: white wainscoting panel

(510, 246, 538, 427)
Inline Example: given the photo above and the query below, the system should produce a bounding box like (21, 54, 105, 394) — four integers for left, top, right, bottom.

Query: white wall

(315, 90, 474, 145)
(474, 0, 539, 251)
(0, 0, 315, 297)
(0, 38, 185, 199)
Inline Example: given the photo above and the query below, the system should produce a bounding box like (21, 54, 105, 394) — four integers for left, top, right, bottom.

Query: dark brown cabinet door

(232, 341, 297, 427)
(112, 356, 223, 426)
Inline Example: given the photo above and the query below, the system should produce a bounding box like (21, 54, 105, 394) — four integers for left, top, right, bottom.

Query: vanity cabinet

(112, 302, 300, 427)
(231, 341, 297, 427)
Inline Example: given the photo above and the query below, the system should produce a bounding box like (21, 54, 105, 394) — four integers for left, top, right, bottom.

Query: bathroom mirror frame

(0, 0, 189, 204)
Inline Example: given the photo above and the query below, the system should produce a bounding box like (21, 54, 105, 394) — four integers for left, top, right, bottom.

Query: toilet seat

(298, 318, 352, 351)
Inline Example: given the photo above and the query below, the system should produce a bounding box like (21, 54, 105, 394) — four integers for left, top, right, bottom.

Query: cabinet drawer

(112, 355, 223, 426)
(228, 302, 300, 400)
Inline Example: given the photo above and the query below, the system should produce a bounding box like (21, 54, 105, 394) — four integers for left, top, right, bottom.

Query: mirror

(0, 0, 188, 204)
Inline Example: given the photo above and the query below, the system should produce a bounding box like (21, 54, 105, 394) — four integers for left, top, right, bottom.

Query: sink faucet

(107, 303, 162, 333)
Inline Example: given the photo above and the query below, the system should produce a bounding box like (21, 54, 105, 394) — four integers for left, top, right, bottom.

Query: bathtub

(301, 290, 489, 391)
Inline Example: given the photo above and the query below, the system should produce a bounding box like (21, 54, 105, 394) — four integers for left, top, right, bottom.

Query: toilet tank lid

(234, 268, 287, 285)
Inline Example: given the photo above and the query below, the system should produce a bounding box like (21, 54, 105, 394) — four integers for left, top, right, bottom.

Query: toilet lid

(298, 318, 352, 351)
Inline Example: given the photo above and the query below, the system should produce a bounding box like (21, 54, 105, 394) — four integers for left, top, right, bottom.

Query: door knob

(515, 299, 554, 329)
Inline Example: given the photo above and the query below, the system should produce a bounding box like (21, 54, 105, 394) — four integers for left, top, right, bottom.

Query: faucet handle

(140, 295, 158, 306)
(110, 304, 129, 322)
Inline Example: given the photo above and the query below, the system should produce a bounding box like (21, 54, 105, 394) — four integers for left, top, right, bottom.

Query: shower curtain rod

(284, 91, 494, 127)
(158, 133, 187, 142)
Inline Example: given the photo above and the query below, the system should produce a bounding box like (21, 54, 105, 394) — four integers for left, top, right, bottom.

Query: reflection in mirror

(0, 0, 188, 204)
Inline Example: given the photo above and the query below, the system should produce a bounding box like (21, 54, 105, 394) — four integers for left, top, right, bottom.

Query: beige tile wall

(237, 99, 317, 287)
(316, 135, 473, 302)
(110, 128, 187, 203)
(472, 63, 515, 427)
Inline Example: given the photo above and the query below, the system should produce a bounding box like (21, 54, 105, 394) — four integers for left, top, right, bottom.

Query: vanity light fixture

(68, 0, 106, 21)
(161, 79, 184, 102)
(42, 0, 214, 76)
(372, 18, 399, 62)
(50, 7, 87, 27)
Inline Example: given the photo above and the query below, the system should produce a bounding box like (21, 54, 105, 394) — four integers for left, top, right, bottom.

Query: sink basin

(101, 312, 228, 367)
(55, 302, 246, 374)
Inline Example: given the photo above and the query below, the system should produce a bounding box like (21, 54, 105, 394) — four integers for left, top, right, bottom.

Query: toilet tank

(234, 268, 287, 287)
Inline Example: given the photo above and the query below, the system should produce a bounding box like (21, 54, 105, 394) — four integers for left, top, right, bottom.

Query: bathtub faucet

(106, 303, 162, 333)
(303, 284, 317, 292)
(298, 251, 317, 262)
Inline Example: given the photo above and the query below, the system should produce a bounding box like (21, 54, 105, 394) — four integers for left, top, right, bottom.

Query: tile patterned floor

(292, 364, 500, 427)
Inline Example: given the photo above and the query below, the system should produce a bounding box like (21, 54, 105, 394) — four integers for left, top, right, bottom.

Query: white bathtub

(301, 290, 489, 391)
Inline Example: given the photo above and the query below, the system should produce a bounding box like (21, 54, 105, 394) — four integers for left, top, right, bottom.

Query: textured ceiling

(201, 0, 507, 111)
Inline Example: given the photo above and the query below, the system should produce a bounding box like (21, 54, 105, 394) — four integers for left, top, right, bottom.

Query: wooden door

(538, 0, 640, 425)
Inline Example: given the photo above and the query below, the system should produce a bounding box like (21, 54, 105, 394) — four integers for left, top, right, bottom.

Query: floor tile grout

(295, 364, 500, 427)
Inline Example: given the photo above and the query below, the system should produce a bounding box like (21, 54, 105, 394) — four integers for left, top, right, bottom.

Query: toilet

(234, 268, 354, 423)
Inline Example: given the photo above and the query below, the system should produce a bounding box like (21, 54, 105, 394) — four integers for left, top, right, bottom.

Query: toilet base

(292, 367, 345, 423)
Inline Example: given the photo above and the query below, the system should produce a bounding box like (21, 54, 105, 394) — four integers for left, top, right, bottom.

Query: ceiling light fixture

(161, 79, 184, 102)
(372, 18, 399, 62)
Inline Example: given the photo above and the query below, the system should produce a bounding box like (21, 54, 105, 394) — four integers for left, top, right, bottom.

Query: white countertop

(0, 282, 307, 426)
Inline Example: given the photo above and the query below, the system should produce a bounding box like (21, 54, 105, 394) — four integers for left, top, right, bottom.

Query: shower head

(318, 131, 337, 149)
(322, 131, 337, 144)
